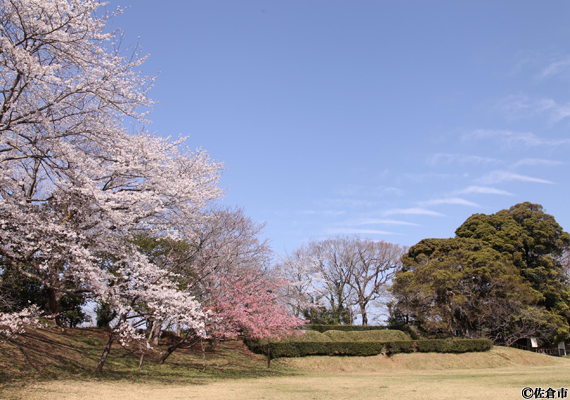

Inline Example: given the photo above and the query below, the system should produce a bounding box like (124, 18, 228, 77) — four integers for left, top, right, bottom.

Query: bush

(349, 330, 411, 342)
(245, 338, 493, 359)
(321, 330, 411, 342)
(388, 324, 424, 340)
(306, 324, 390, 333)
(279, 330, 332, 343)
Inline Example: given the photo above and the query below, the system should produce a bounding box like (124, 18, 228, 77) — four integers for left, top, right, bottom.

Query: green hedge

(306, 324, 389, 333)
(322, 330, 411, 342)
(305, 324, 424, 340)
(245, 339, 493, 359)
(266, 329, 411, 344)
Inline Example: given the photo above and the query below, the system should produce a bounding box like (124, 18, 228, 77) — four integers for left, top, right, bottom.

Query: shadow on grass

(0, 328, 301, 391)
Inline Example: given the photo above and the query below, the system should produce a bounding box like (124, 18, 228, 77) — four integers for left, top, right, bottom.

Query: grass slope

(3, 327, 570, 400)
(0, 327, 289, 388)
(280, 346, 570, 372)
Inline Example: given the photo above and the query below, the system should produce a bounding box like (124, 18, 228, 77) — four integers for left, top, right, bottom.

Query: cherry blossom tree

(0, 0, 222, 358)
(121, 206, 272, 353)
(155, 207, 297, 365)
(204, 273, 305, 367)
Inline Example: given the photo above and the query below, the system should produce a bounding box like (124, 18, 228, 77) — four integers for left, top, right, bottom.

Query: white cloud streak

(382, 208, 445, 217)
(455, 186, 514, 196)
(325, 228, 395, 235)
(511, 158, 563, 168)
(419, 198, 480, 207)
(429, 153, 500, 166)
(540, 56, 570, 78)
(300, 210, 346, 216)
(463, 129, 570, 147)
(477, 170, 554, 185)
(345, 218, 419, 227)
(316, 198, 378, 208)
(497, 95, 570, 124)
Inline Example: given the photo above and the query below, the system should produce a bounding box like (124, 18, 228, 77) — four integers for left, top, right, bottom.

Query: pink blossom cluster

(206, 274, 306, 341)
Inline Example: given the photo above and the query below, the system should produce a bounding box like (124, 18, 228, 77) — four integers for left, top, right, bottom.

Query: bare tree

(347, 239, 405, 326)
(277, 247, 323, 318)
(280, 236, 405, 325)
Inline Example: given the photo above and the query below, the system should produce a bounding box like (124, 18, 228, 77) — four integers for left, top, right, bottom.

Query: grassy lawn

(2, 328, 570, 400)
(8, 364, 570, 400)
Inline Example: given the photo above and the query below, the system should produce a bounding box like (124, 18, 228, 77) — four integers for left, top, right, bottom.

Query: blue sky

(108, 1, 570, 255)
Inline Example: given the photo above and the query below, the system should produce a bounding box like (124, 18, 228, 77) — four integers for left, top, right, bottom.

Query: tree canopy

(0, 0, 304, 373)
(391, 202, 570, 345)
(280, 236, 405, 326)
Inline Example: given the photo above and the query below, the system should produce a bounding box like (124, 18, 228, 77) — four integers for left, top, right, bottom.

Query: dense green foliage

(55, 295, 91, 328)
(0, 265, 91, 328)
(95, 302, 117, 329)
(302, 305, 352, 325)
(390, 202, 570, 344)
(246, 338, 492, 358)
(455, 202, 570, 320)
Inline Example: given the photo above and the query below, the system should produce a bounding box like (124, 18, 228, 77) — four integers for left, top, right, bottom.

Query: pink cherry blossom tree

(205, 274, 306, 367)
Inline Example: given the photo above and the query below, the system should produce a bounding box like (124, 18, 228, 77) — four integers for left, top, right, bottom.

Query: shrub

(245, 338, 493, 358)
(306, 324, 390, 333)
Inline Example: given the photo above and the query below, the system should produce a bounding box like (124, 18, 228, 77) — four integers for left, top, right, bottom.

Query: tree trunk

(45, 287, 60, 316)
(160, 331, 192, 364)
(96, 332, 116, 373)
(138, 352, 145, 371)
(201, 338, 206, 370)
(152, 319, 162, 345)
(267, 338, 271, 368)
(360, 304, 368, 326)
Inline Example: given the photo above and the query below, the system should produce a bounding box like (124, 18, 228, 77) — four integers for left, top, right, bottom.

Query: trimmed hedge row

(304, 324, 423, 340)
(263, 329, 411, 344)
(322, 329, 411, 342)
(306, 324, 389, 333)
(245, 338, 493, 359)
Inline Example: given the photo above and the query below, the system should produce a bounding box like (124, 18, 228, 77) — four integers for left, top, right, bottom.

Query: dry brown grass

(9, 363, 570, 400)
(3, 328, 570, 400)
(279, 346, 569, 372)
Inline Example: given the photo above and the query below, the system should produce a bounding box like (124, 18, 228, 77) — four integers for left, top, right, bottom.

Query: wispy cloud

(429, 153, 500, 166)
(477, 170, 554, 185)
(398, 172, 466, 183)
(547, 102, 570, 123)
(540, 56, 570, 78)
(496, 94, 532, 116)
(419, 198, 480, 207)
(497, 95, 570, 124)
(325, 228, 395, 235)
(345, 218, 419, 227)
(334, 185, 404, 198)
(316, 198, 378, 208)
(455, 186, 514, 196)
(463, 129, 570, 147)
(496, 95, 556, 119)
(300, 210, 346, 216)
(511, 158, 563, 169)
(382, 208, 445, 217)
